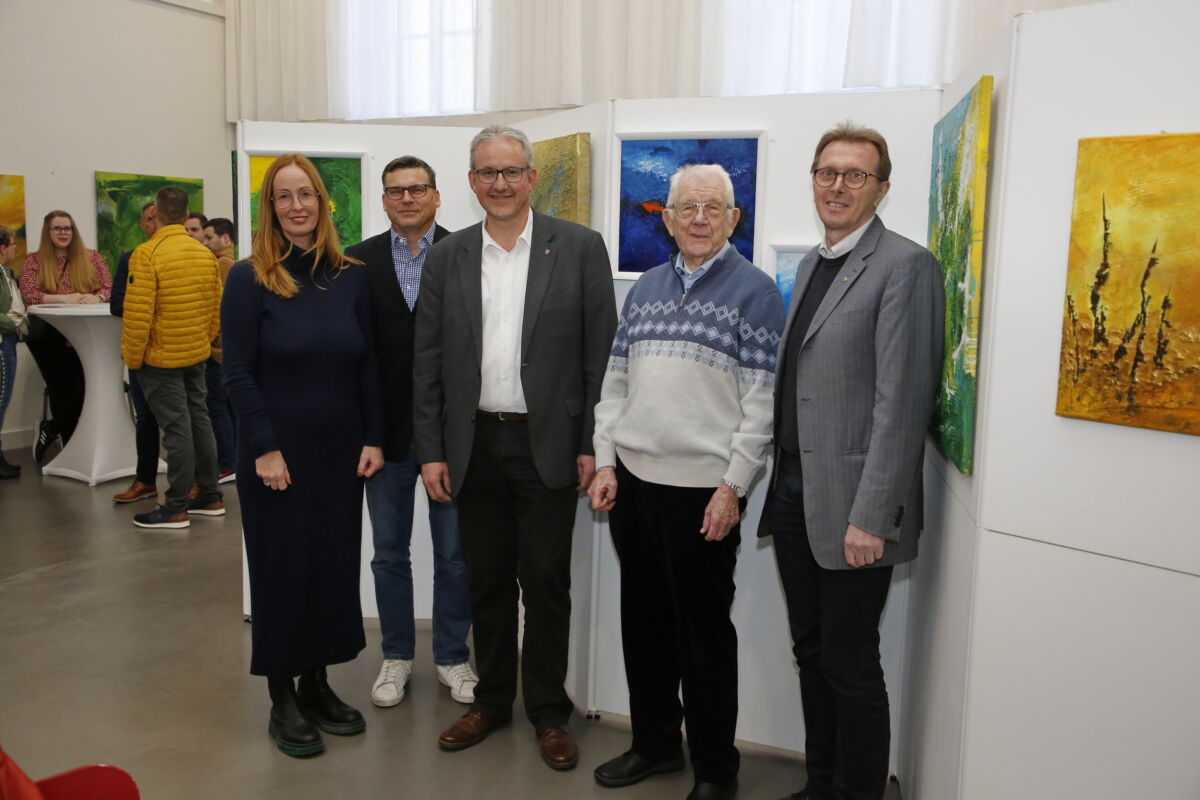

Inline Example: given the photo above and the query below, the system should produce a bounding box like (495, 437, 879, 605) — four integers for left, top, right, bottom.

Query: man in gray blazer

(413, 125, 617, 770)
(760, 123, 944, 800)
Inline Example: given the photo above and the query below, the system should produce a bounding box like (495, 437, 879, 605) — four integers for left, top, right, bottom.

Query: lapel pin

(842, 276, 848, 281)
(544, 249, 551, 255)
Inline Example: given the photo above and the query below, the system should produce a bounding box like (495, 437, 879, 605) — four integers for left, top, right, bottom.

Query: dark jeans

(0, 333, 15, 438)
(364, 437, 472, 664)
(455, 415, 576, 728)
(128, 372, 160, 484)
(204, 356, 236, 469)
(135, 363, 220, 513)
(608, 460, 742, 784)
(770, 456, 894, 800)
(26, 325, 84, 441)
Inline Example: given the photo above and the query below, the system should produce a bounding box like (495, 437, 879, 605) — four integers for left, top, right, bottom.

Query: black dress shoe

(297, 666, 366, 735)
(687, 779, 738, 800)
(267, 677, 324, 757)
(594, 749, 686, 788)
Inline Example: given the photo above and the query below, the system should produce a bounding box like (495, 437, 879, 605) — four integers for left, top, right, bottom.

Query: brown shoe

(113, 480, 157, 504)
(438, 711, 501, 751)
(187, 483, 199, 500)
(537, 726, 578, 771)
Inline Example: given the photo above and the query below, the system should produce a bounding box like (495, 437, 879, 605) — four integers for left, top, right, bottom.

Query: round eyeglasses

(272, 188, 320, 208)
(811, 168, 881, 190)
(667, 201, 731, 221)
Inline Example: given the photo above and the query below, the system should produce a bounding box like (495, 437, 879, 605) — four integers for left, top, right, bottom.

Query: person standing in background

(0, 226, 27, 479)
(201, 216, 238, 482)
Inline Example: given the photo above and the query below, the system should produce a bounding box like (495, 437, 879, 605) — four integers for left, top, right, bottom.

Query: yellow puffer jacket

(121, 224, 222, 369)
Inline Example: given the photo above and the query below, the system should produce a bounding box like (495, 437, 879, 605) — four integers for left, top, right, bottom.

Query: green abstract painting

(249, 155, 363, 248)
(531, 132, 591, 226)
(96, 171, 204, 279)
(927, 75, 992, 474)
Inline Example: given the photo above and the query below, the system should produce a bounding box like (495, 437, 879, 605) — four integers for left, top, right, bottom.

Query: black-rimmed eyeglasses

(384, 184, 434, 200)
(472, 166, 530, 184)
(812, 168, 881, 189)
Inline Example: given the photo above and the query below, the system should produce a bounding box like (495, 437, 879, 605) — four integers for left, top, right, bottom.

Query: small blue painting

(773, 246, 812, 310)
(618, 136, 759, 274)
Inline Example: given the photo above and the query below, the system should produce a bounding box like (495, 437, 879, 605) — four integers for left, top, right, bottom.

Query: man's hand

(576, 454, 596, 491)
(357, 446, 384, 479)
(588, 466, 617, 511)
(421, 461, 452, 503)
(700, 484, 740, 542)
(844, 523, 885, 567)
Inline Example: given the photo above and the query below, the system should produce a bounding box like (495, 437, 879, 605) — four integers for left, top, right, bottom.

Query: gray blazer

(412, 210, 617, 497)
(758, 217, 944, 569)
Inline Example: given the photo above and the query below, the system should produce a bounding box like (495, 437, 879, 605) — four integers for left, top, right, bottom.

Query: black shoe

(594, 750, 686, 788)
(32, 420, 58, 464)
(296, 666, 366, 735)
(687, 779, 738, 800)
(267, 678, 324, 757)
(0, 452, 18, 480)
(778, 788, 811, 800)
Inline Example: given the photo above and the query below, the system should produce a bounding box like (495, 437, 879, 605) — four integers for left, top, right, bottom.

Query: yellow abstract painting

(531, 132, 590, 226)
(1057, 132, 1200, 435)
(0, 174, 26, 275)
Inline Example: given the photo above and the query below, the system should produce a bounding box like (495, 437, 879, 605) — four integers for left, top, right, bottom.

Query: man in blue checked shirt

(344, 156, 478, 711)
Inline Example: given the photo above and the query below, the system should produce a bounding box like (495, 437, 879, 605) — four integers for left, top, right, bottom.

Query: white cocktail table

(29, 304, 138, 485)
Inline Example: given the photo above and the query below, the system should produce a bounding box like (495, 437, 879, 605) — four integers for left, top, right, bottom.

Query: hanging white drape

(224, 0, 338, 122)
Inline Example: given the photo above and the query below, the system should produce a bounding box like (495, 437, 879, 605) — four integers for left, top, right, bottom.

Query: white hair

(666, 164, 735, 210)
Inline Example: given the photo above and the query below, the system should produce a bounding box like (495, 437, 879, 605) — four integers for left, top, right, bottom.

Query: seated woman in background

(0, 226, 27, 478)
(18, 210, 111, 461)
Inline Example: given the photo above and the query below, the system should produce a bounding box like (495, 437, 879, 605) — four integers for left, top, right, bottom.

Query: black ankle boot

(267, 677, 324, 757)
(0, 450, 18, 479)
(296, 666, 365, 735)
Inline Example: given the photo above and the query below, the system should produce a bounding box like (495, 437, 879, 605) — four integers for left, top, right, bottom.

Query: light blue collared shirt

(674, 241, 731, 294)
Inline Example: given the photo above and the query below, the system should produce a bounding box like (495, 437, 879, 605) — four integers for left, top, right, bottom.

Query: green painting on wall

(0, 174, 27, 274)
(248, 156, 363, 248)
(531, 132, 591, 226)
(96, 171, 205, 278)
(927, 75, 993, 474)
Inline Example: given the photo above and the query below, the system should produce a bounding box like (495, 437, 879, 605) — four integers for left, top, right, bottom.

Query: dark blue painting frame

(617, 136, 760, 274)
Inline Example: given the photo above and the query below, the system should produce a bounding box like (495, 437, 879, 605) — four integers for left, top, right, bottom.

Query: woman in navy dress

(222, 154, 384, 758)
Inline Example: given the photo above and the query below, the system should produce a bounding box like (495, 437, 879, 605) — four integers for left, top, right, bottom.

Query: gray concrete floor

(0, 446, 901, 799)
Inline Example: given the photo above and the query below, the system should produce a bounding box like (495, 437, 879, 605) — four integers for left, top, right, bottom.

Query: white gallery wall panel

(962, 530, 1200, 800)
(975, 0, 1200, 576)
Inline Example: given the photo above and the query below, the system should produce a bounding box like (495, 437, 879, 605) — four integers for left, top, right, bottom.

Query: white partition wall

(902, 1, 1200, 797)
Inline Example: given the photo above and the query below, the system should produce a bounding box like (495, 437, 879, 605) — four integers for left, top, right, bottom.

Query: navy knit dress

(221, 248, 383, 677)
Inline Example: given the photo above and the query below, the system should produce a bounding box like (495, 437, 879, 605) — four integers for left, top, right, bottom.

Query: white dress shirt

(818, 215, 875, 259)
(478, 212, 533, 413)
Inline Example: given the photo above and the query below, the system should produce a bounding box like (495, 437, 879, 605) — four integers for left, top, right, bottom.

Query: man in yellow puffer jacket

(121, 186, 224, 529)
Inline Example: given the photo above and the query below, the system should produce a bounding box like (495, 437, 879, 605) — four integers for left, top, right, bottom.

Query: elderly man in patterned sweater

(589, 164, 785, 800)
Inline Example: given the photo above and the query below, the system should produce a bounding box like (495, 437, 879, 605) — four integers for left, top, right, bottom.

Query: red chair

(0, 747, 139, 800)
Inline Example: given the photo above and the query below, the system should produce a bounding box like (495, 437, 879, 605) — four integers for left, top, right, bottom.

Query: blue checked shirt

(390, 226, 436, 310)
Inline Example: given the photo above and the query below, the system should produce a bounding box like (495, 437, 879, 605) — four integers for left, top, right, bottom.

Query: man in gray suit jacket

(760, 123, 944, 800)
(413, 125, 617, 770)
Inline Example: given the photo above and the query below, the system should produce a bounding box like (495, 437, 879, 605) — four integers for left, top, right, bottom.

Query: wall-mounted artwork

(773, 245, 813, 311)
(96, 171, 204, 279)
(531, 132, 590, 226)
(248, 155, 363, 248)
(0, 174, 27, 274)
(1056, 132, 1200, 436)
(617, 135, 760, 275)
(928, 75, 993, 474)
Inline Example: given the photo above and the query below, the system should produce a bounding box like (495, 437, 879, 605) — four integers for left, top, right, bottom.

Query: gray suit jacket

(412, 210, 617, 498)
(758, 217, 944, 569)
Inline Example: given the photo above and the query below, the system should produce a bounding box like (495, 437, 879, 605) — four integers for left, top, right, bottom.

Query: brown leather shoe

(537, 726, 578, 770)
(113, 480, 157, 504)
(438, 711, 501, 751)
(187, 483, 199, 500)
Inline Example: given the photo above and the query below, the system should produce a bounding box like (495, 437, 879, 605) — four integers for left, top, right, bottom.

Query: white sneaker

(371, 659, 412, 707)
(437, 662, 479, 704)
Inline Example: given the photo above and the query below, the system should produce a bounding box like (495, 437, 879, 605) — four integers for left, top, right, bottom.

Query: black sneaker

(133, 507, 191, 529)
(218, 467, 236, 484)
(32, 420, 59, 464)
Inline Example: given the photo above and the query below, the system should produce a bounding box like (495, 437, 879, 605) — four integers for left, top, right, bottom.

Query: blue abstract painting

(773, 246, 812, 310)
(618, 137, 759, 273)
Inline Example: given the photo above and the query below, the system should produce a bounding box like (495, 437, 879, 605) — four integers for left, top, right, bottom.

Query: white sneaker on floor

(437, 662, 479, 704)
(371, 658, 413, 707)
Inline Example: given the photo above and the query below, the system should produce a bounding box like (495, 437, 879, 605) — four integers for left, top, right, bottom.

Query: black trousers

(128, 371, 160, 484)
(455, 415, 576, 729)
(770, 455, 893, 800)
(608, 460, 742, 784)
(26, 326, 84, 441)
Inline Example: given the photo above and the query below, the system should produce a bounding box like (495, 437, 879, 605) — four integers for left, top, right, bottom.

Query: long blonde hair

(250, 154, 358, 298)
(36, 210, 100, 294)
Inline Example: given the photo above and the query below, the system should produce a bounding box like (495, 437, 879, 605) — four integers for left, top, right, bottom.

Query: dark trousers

(770, 456, 893, 800)
(204, 356, 236, 469)
(127, 371, 160, 484)
(608, 460, 741, 784)
(135, 363, 220, 513)
(26, 326, 84, 441)
(455, 415, 576, 728)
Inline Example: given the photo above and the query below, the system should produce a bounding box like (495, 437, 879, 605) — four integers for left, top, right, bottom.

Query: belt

(476, 409, 529, 421)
